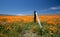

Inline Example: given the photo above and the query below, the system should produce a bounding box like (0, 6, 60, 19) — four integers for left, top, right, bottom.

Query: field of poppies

(0, 15, 60, 37)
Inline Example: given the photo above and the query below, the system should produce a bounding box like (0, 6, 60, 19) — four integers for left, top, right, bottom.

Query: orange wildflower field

(0, 15, 60, 37)
(0, 15, 60, 24)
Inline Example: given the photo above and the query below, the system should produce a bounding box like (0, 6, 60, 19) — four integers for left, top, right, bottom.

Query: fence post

(34, 11, 36, 23)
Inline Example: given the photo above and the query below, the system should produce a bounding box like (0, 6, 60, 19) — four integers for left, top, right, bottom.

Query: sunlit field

(0, 15, 60, 37)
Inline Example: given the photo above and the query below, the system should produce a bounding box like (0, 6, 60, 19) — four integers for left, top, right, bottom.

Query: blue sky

(0, 0, 60, 15)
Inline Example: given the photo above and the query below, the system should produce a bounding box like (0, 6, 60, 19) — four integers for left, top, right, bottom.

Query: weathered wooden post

(34, 10, 43, 37)
(34, 10, 36, 23)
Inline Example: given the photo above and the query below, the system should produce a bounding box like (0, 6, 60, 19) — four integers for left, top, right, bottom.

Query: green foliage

(0, 21, 60, 37)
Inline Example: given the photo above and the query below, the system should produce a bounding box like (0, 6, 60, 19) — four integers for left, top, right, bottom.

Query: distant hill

(0, 14, 16, 16)
(0, 14, 60, 16)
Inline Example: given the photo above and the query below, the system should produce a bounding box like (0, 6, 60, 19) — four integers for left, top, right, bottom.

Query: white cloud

(49, 6, 60, 10)
(17, 10, 33, 15)
(40, 6, 60, 12)
(16, 14, 25, 16)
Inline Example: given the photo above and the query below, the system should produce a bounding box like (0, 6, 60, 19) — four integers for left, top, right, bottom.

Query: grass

(0, 20, 60, 37)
